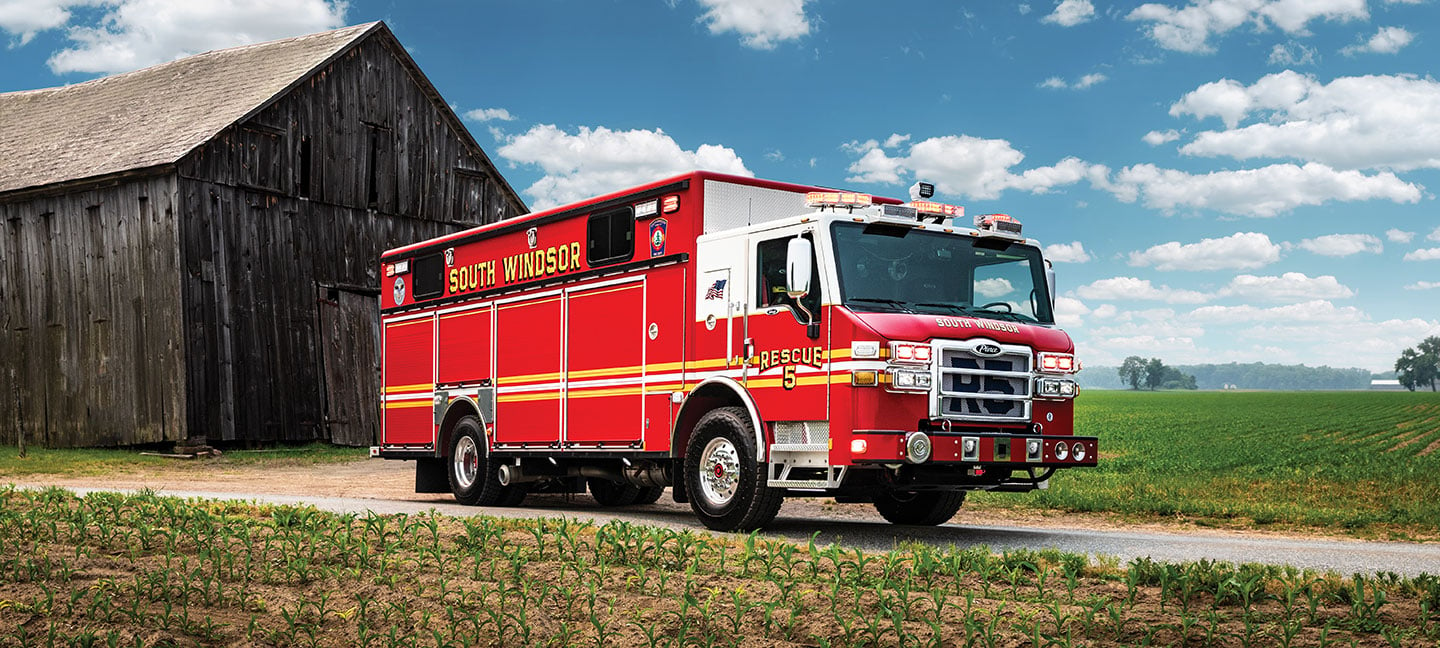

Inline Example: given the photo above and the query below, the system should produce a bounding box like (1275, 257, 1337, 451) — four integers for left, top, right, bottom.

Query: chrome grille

(934, 341, 1031, 422)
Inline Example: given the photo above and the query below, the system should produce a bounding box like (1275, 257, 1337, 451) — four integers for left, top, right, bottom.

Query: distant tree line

(1078, 362, 1376, 391)
(1117, 356, 1198, 390)
(1394, 336, 1440, 392)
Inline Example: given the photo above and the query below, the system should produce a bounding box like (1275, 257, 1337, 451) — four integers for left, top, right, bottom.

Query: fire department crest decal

(526, 227, 538, 249)
(393, 276, 406, 306)
(649, 218, 667, 257)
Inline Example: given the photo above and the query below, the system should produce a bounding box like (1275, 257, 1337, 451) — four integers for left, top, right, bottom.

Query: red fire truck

(373, 172, 1095, 531)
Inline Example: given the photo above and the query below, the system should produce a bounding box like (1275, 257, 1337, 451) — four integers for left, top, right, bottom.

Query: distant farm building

(0, 22, 525, 448)
(1370, 379, 1406, 391)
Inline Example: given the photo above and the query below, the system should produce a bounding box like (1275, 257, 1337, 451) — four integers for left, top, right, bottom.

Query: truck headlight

(1073, 443, 1087, 462)
(1055, 441, 1070, 460)
(889, 369, 932, 391)
(1036, 378, 1078, 399)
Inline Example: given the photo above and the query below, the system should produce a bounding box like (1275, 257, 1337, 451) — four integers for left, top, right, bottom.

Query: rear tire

(447, 416, 526, 507)
(588, 478, 642, 506)
(873, 490, 965, 526)
(684, 407, 782, 531)
(633, 486, 666, 505)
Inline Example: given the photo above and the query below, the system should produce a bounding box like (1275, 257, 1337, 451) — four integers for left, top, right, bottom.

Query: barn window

(413, 253, 444, 300)
(586, 207, 634, 267)
(298, 137, 312, 198)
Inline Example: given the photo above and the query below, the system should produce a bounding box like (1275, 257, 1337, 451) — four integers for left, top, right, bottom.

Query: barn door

(318, 287, 380, 446)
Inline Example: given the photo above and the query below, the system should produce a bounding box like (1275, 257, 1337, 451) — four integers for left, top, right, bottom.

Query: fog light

(904, 431, 932, 464)
(961, 437, 979, 461)
(851, 439, 868, 455)
(1055, 441, 1070, 461)
(1073, 443, 1087, 462)
(1027, 439, 1040, 455)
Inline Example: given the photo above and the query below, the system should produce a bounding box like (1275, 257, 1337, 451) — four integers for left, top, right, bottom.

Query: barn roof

(0, 23, 380, 195)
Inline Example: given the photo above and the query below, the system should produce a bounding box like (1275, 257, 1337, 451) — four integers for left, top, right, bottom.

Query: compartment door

(493, 294, 563, 446)
(381, 315, 434, 446)
(565, 280, 645, 446)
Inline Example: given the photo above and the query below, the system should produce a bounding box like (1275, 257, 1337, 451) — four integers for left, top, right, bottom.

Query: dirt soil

(3, 457, 1419, 543)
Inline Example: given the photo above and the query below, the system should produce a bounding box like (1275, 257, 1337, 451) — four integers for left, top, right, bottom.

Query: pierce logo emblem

(974, 343, 1002, 357)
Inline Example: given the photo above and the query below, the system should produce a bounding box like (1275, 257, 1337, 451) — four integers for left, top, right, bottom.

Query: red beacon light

(805, 191, 874, 210)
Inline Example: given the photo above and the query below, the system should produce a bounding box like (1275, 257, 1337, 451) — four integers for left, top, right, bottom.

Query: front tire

(684, 407, 782, 531)
(873, 490, 965, 526)
(448, 416, 526, 507)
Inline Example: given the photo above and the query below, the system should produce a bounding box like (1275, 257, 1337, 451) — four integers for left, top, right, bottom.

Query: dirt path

(6, 456, 1430, 544)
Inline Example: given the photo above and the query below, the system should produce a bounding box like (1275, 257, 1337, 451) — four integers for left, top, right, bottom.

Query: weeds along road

(61, 486, 1440, 578)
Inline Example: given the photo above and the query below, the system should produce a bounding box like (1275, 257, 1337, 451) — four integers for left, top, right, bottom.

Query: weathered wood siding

(175, 33, 517, 445)
(0, 175, 186, 447)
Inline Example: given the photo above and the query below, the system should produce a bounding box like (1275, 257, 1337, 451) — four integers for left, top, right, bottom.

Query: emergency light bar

(975, 213, 1023, 238)
(805, 191, 873, 209)
(906, 201, 963, 219)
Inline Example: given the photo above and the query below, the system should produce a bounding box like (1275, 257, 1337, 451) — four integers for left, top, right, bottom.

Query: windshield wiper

(915, 302, 1039, 324)
(846, 297, 914, 312)
(913, 302, 970, 314)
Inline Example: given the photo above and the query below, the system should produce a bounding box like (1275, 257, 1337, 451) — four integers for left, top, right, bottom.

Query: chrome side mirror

(785, 237, 813, 298)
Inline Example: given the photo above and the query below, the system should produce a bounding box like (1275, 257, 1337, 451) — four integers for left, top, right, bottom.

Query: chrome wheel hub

(698, 437, 740, 507)
(453, 435, 479, 489)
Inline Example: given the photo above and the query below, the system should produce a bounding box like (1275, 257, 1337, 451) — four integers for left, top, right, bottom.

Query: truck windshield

(830, 222, 1054, 324)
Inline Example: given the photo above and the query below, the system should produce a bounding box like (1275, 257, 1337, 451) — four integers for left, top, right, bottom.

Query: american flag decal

(704, 279, 727, 300)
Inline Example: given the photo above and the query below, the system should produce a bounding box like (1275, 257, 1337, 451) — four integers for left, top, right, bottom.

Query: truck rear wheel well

(438, 399, 482, 457)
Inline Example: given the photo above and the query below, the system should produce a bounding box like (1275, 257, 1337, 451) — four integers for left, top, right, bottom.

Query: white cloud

(1127, 0, 1368, 54)
(1387, 228, 1415, 243)
(1074, 277, 1211, 303)
(0, 0, 91, 45)
(1107, 162, 1421, 217)
(1341, 26, 1415, 55)
(1045, 241, 1092, 263)
(843, 135, 1109, 200)
(44, 0, 347, 75)
(764, 149, 784, 162)
(882, 133, 911, 149)
(1429, 226, 1440, 242)
(1092, 304, 1119, 319)
(1019, 4, 1033, 15)
(1268, 41, 1317, 66)
(1128, 232, 1281, 271)
(1039, 73, 1108, 90)
(1174, 71, 1440, 171)
(1230, 316, 1440, 371)
(1143, 129, 1181, 146)
(1405, 248, 1440, 261)
(1090, 321, 1207, 338)
(1188, 299, 1366, 324)
(976, 278, 1015, 298)
(1053, 296, 1090, 328)
(1407, 281, 1440, 290)
(463, 108, 515, 123)
(497, 124, 752, 209)
(1296, 233, 1383, 257)
(1218, 272, 1354, 302)
(697, 0, 810, 50)
(1042, 0, 1096, 26)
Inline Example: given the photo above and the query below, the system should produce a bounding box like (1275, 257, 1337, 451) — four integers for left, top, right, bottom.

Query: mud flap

(415, 458, 449, 493)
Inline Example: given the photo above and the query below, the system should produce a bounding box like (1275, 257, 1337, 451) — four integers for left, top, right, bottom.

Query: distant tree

(1396, 337, 1440, 392)
(1144, 358, 1166, 390)
(1118, 356, 1146, 390)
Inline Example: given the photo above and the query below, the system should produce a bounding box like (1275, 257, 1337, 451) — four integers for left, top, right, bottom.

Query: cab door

(747, 230, 828, 423)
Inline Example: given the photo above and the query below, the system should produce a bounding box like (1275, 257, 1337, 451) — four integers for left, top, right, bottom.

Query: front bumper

(849, 430, 1098, 467)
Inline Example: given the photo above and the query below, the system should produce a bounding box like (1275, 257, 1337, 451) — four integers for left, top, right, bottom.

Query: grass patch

(0, 487, 1436, 647)
(0, 443, 365, 477)
(971, 391, 1440, 538)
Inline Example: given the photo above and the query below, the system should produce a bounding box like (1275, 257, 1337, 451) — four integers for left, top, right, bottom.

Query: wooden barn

(0, 22, 525, 448)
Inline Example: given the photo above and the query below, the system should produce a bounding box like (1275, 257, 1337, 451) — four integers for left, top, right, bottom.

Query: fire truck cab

(374, 172, 1096, 531)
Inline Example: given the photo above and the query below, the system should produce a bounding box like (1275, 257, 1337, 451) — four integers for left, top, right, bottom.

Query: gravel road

(56, 484, 1440, 577)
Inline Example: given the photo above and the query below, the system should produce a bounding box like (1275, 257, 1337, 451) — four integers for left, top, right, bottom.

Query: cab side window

(756, 234, 821, 324)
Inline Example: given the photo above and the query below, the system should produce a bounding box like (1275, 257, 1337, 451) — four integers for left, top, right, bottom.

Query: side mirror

(1044, 259, 1057, 306)
(785, 237, 813, 298)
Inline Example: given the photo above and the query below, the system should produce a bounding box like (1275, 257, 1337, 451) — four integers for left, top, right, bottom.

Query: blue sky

(3, 0, 1438, 371)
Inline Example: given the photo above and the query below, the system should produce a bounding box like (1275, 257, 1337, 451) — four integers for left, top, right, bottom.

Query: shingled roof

(0, 23, 379, 195)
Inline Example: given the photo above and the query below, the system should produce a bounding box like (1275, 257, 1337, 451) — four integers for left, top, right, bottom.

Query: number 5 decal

(782, 365, 797, 390)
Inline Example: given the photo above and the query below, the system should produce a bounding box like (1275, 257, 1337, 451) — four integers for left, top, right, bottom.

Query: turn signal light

(851, 370, 878, 386)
